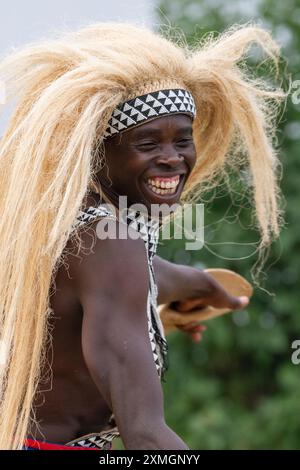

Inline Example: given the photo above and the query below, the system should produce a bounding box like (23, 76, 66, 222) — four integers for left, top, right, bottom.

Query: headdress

(103, 88, 196, 138)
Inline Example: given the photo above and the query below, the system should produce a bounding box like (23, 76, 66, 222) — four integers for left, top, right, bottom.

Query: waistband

(23, 438, 104, 450)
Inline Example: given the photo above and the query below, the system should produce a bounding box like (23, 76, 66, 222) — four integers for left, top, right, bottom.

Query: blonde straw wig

(0, 22, 286, 449)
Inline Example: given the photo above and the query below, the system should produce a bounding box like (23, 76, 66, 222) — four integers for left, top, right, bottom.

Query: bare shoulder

(67, 217, 149, 309)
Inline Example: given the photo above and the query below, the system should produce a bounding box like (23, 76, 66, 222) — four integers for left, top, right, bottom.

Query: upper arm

(72, 221, 166, 443)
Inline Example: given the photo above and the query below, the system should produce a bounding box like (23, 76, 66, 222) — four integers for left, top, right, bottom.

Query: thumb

(228, 295, 249, 310)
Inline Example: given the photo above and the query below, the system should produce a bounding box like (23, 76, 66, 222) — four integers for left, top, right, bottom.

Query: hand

(154, 257, 251, 338)
(165, 269, 249, 340)
(172, 269, 250, 313)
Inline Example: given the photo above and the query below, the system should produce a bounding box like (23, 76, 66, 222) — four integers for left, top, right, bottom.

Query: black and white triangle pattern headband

(104, 88, 196, 139)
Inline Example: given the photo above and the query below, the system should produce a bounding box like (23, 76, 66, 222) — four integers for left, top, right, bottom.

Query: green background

(156, 0, 300, 450)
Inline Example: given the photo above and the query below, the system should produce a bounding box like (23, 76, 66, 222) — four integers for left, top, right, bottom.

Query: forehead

(104, 114, 193, 147)
(126, 114, 193, 138)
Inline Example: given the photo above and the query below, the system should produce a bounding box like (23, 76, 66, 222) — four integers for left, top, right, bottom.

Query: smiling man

(99, 114, 195, 208)
(0, 22, 285, 450)
(23, 104, 249, 450)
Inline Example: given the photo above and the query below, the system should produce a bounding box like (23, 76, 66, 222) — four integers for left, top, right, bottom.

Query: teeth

(147, 176, 180, 190)
(145, 175, 182, 196)
(147, 184, 177, 196)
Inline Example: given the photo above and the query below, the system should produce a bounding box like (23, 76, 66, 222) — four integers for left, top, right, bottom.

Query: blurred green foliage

(155, 0, 300, 449)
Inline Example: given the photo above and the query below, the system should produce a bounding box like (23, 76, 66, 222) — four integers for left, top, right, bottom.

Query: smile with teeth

(146, 175, 180, 195)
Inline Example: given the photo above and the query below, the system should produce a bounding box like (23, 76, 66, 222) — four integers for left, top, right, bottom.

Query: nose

(155, 145, 184, 167)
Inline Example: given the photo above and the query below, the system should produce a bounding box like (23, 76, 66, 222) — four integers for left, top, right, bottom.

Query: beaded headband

(104, 88, 196, 139)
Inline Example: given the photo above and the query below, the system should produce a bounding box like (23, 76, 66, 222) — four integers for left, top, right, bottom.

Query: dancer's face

(99, 114, 196, 210)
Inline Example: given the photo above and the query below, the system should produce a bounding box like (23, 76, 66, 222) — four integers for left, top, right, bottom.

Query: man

(0, 22, 285, 449)
(24, 113, 249, 450)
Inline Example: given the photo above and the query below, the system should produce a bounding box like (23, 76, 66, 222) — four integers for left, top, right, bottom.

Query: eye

(135, 142, 158, 151)
(176, 138, 194, 147)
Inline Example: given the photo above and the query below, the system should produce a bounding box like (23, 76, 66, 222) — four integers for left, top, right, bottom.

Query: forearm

(153, 255, 200, 305)
(124, 421, 189, 450)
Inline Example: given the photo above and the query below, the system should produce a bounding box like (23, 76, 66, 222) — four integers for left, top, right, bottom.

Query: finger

(208, 287, 250, 310)
(189, 324, 207, 332)
(175, 298, 205, 312)
(191, 332, 202, 342)
(177, 294, 249, 313)
(227, 295, 249, 310)
(178, 323, 207, 332)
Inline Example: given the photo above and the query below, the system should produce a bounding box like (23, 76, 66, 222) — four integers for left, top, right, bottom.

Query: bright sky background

(0, 0, 157, 51)
(0, 0, 158, 134)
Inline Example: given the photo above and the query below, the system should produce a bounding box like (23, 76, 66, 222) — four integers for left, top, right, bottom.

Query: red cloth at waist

(24, 438, 102, 450)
